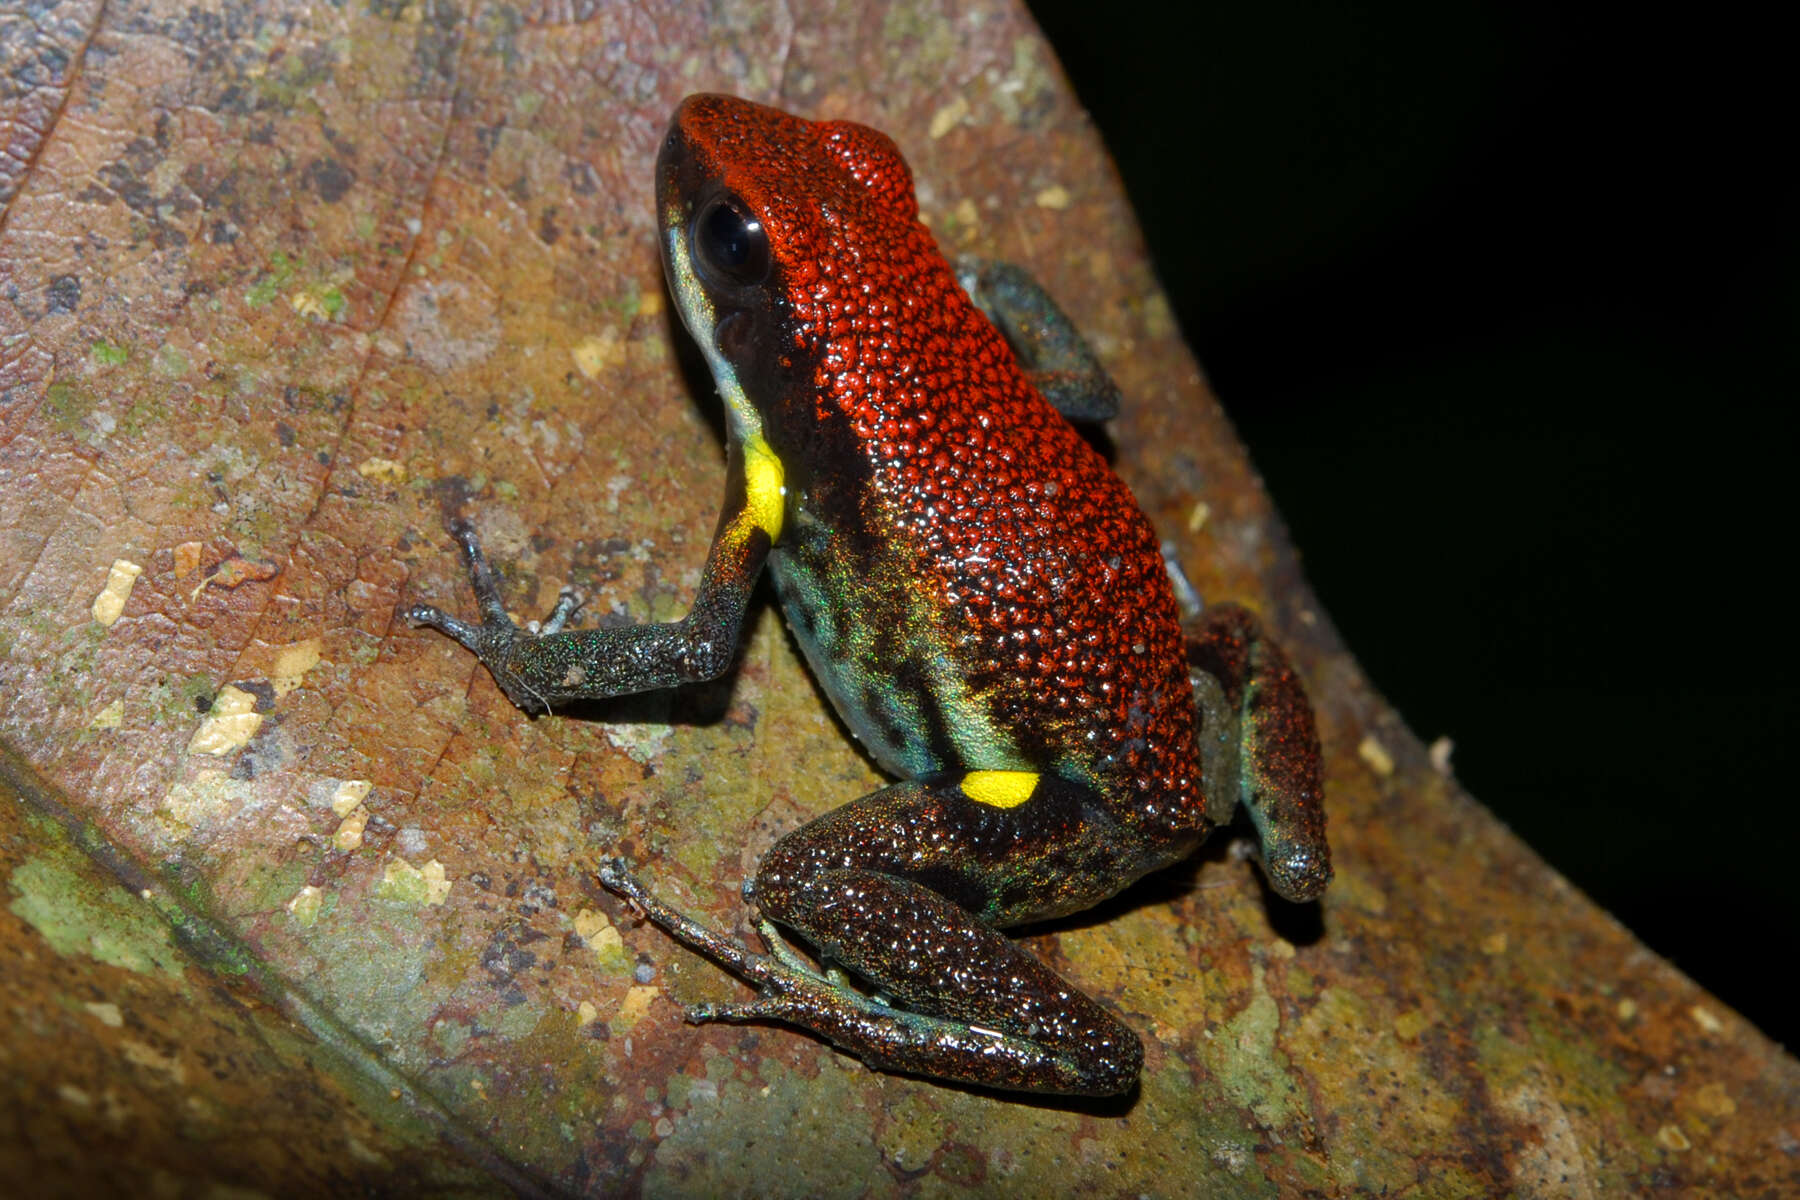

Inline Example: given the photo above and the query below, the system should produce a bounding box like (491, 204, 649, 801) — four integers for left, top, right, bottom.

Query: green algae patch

(91, 339, 130, 366)
(8, 854, 188, 979)
(1210, 962, 1308, 1133)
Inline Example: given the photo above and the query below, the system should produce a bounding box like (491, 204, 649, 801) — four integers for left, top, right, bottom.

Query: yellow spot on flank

(743, 433, 785, 541)
(961, 770, 1039, 808)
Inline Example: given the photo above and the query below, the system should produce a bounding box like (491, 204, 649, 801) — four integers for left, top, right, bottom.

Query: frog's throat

(662, 213, 764, 445)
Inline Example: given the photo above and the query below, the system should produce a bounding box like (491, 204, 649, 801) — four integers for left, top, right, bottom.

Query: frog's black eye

(693, 196, 770, 287)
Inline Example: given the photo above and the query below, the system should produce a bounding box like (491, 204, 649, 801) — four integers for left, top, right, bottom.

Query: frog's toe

(1259, 841, 1333, 903)
(403, 603, 489, 652)
(536, 587, 585, 635)
(595, 857, 643, 896)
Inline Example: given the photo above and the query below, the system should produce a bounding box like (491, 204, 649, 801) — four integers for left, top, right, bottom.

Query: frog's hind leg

(1188, 603, 1332, 902)
(602, 775, 1147, 1096)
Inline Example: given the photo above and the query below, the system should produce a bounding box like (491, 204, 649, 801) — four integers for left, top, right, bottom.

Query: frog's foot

(597, 858, 1135, 1095)
(1188, 603, 1332, 903)
(404, 520, 576, 712)
(403, 520, 525, 652)
(598, 858, 833, 1010)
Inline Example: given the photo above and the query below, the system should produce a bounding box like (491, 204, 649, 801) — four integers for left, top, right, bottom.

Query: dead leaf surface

(3, 1, 1796, 1195)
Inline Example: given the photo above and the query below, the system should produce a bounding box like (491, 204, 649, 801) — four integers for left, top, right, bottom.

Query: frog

(404, 94, 1331, 1097)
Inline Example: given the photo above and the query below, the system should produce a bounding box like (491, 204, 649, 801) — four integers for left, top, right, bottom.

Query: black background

(1025, 1, 1795, 1048)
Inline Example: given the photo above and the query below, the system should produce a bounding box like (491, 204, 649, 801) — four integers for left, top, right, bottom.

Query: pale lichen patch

(288, 885, 324, 927)
(376, 858, 450, 906)
(84, 1001, 124, 1027)
(121, 1039, 186, 1084)
(1358, 735, 1396, 777)
(271, 638, 322, 696)
(605, 722, 673, 764)
(187, 685, 261, 755)
(89, 698, 125, 729)
(158, 771, 249, 839)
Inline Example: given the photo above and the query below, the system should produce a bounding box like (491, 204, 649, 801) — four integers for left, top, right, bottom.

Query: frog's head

(656, 93, 939, 444)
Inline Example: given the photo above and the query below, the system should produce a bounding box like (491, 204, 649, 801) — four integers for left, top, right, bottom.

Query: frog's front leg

(956, 257, 1122, 422)
(602, 774, 1148, 1096)
(404, 437, 781, 712)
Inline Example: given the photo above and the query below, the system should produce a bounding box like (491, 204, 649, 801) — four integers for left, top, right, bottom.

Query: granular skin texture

(679, 96, 1202, 838)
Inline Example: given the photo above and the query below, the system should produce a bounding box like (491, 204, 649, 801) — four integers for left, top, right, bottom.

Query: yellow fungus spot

(92, 558, 143, 626)
(614, 985, 659, 1030)
(1034, 184, 1072, 210)
(743, 433, 785, 541)
(289, 291, 329, 321)
(330, 779, 372, 817)
(929, 97, 970, 140)
(1693, 1081, 1736, 1119)
(356, 456, 407, 484)
(333, 807, 369, 852)
(571, 330, 625, 380)
(961, 770, 1039, 808)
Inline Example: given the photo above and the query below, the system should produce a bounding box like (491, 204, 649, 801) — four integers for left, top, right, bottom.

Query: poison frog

(405, 94, 1331, 1096)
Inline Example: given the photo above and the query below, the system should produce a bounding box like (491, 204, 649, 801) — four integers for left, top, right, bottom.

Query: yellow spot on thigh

(743, 433, 785, 541)
(961, 770, 1039, 808)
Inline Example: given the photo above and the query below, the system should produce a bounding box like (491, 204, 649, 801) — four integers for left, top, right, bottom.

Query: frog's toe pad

(1260, 842, 1333, 903)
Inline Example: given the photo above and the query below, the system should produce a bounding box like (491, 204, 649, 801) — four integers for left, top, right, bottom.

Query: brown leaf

(2, 1, 1795, 1196)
